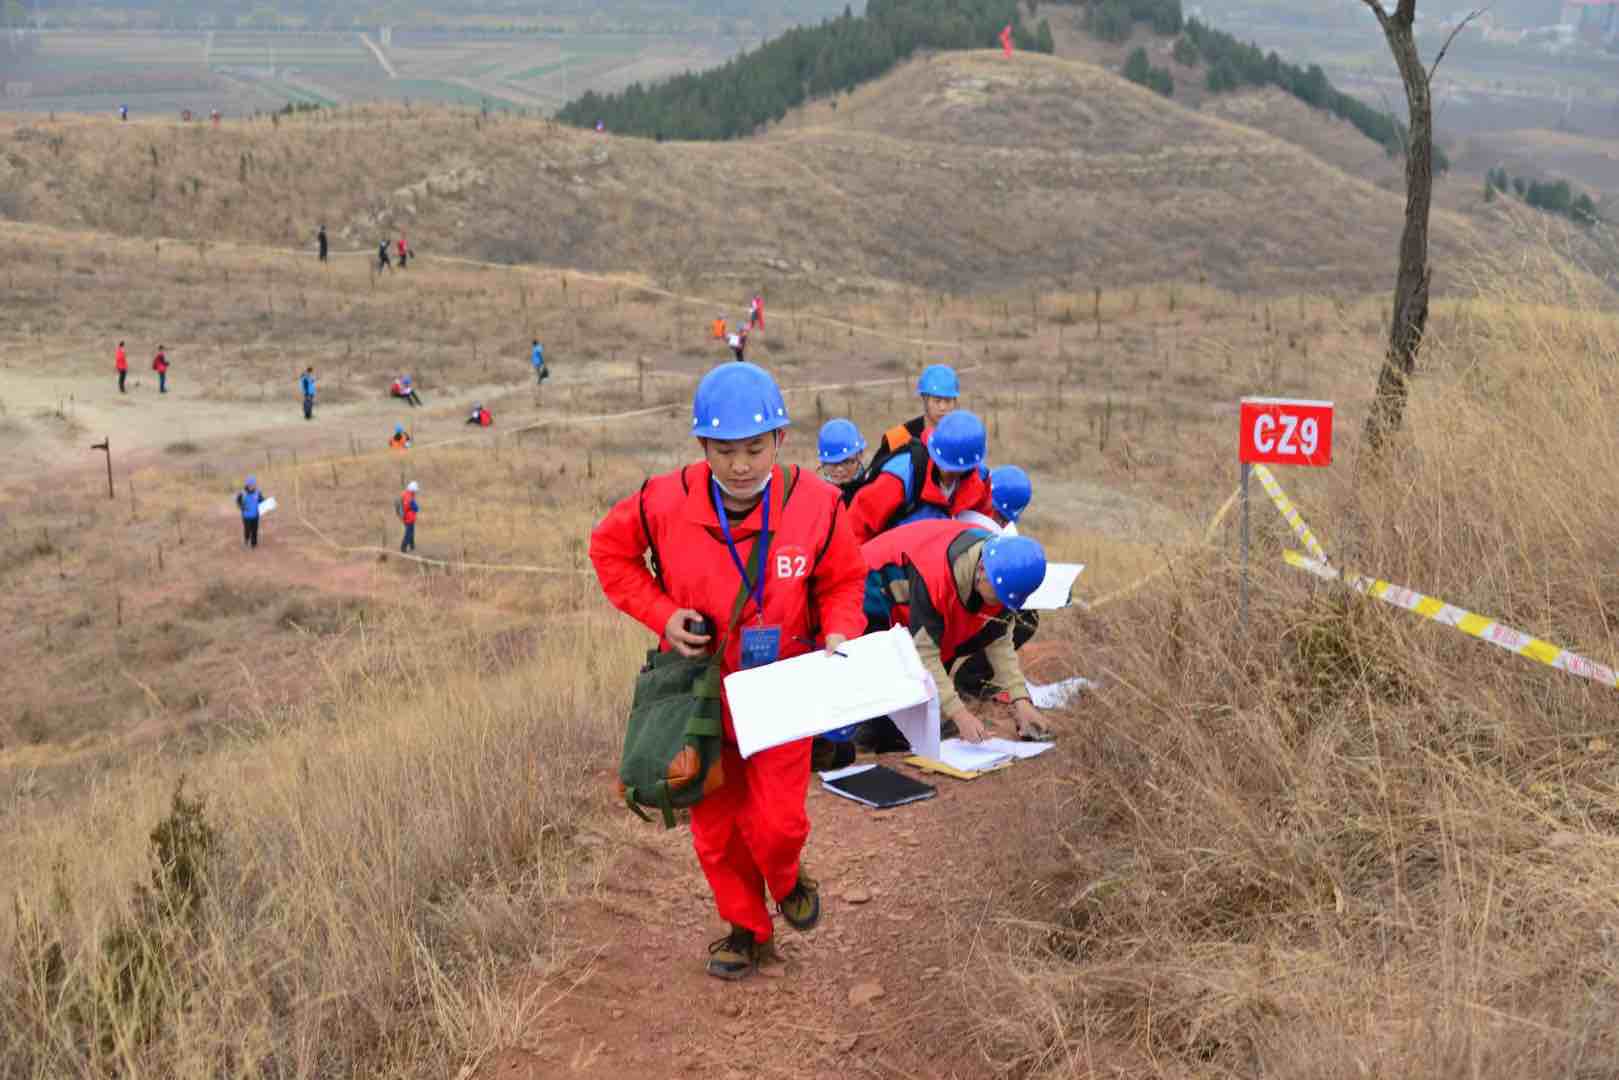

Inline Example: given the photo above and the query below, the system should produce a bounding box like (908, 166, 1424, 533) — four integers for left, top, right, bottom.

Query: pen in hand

(795, 635, 849, 658)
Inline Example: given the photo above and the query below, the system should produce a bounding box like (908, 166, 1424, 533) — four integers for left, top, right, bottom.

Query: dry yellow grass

(970, 259, 1619, 1076)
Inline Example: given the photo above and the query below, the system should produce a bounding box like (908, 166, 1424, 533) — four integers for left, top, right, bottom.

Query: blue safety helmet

(927, 410, 986, 472)
(245, 475, 257, 488)
(990, 465, 1032, 523)
(917, 363, 960, 399)
(691, 362, 789, 440)
(981, 535, 1047, 611)
(395, 423, 405, 434)
(817, 418, 866, 464)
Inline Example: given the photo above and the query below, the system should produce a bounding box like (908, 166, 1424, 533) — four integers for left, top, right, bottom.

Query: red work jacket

(115, 346, 127, 372)
(400, 491, 418, 524)
(591, 462, 868, 740)
(861, 519, 1006, 667)
(847, 451, 993, 545)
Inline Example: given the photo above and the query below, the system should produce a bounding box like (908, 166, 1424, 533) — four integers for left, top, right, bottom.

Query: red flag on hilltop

(1000, 24, 1013, 57)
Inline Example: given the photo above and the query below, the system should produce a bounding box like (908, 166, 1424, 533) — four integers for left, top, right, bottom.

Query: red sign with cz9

(1239, 397, 1333, 467)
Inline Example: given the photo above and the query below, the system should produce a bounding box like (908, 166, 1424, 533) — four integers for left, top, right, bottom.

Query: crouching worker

(466, 402, 492, 426)
(861, 520, 1052, 746)
(590, 361, 868, 982)
(953, 465, 1038, 699)
(389, 423, 412, 451)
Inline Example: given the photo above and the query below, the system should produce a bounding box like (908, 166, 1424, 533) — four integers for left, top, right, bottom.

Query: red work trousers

(689, 737, 812, 942)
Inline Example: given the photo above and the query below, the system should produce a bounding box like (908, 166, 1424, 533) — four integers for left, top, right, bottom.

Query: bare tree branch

(1429, 8, 1485, 83)
(1396, 0, 1417, 25)
(1359, 0, 1393, 31)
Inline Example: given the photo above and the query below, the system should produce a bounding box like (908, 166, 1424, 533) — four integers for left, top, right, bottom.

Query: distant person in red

(391, 374, 422, 407)
(749, 294, 764, 330)
(115, 340, 128, 393)
(465, 403, 492, 427)
(152, 346, 170, 394)
(397, 234, 409, 270)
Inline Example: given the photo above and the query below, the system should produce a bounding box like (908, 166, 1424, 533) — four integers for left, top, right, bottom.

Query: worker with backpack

(865, 363, 962, 473)
(816, 418, 867, 505)
(590, 362, 868, 982)
(847, 409, 994, 544)
(860, 520, 1052, 746)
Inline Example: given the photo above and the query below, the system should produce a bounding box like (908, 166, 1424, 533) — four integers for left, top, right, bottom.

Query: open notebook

(726, 625, 940, 759)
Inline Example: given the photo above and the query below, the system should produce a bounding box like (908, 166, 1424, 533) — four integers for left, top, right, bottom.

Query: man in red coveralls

(590, 361, 869, 981)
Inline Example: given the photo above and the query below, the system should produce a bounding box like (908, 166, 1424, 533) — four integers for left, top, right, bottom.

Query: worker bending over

(862, 519, 1051, 744)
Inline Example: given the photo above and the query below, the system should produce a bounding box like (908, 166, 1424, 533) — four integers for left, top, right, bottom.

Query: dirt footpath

(489, 732, 1064, 1080)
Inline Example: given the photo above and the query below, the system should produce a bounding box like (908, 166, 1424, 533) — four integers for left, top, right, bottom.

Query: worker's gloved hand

(665, 608, 712, 658)
(824, 633, 848, 657)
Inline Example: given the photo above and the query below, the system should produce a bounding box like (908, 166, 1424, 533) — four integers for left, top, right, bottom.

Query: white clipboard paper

(1023, 563, 1084, 611)
(726, 625, 940, 760)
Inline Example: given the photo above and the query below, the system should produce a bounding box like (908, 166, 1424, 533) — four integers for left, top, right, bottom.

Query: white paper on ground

(1024, 563, 1085, 610)
(727, 625, 938, 759)
(1028, 676, 1096, 710)
(936, 738, 1014, 774)
(256, 497, 278, 516)
(977, 737, 1054, 760)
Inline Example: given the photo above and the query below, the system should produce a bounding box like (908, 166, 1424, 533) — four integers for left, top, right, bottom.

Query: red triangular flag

(1000, 24, 1014, 57)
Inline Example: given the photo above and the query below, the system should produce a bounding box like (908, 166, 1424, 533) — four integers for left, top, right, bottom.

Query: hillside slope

(0, 50, 1496, 294)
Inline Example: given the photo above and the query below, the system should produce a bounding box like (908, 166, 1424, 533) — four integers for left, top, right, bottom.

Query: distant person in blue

(119, 105, 128, 122)
(236, 476, 269, 550)
(531, 339, 549, 385)
(300, 366, 316, 420)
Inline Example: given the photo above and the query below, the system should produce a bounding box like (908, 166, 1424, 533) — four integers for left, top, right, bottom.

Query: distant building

(1560, 0, 1619, 42)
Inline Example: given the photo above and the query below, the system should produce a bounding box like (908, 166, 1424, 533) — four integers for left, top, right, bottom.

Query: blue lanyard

(712, 477, 770, 619)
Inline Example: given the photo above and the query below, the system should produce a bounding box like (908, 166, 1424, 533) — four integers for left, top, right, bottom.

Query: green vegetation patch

(557, 0, 1056, 140)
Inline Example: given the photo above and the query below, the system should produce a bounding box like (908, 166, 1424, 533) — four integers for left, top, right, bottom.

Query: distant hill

(0, 51, 1508, 296)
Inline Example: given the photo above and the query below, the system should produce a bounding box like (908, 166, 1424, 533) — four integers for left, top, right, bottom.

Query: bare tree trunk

(1361, 0, 1434, 453)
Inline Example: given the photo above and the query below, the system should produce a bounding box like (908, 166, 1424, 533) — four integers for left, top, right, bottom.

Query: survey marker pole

(90, 438, 113, 499)
(1239, 462, 1251, 631)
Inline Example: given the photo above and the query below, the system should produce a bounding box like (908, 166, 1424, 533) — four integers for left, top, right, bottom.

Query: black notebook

(820, 764, 937, 809)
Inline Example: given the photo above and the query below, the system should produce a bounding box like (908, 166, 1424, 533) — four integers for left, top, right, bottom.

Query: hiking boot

(778, 873, 821, 933)
(706, 926, 758, 981)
